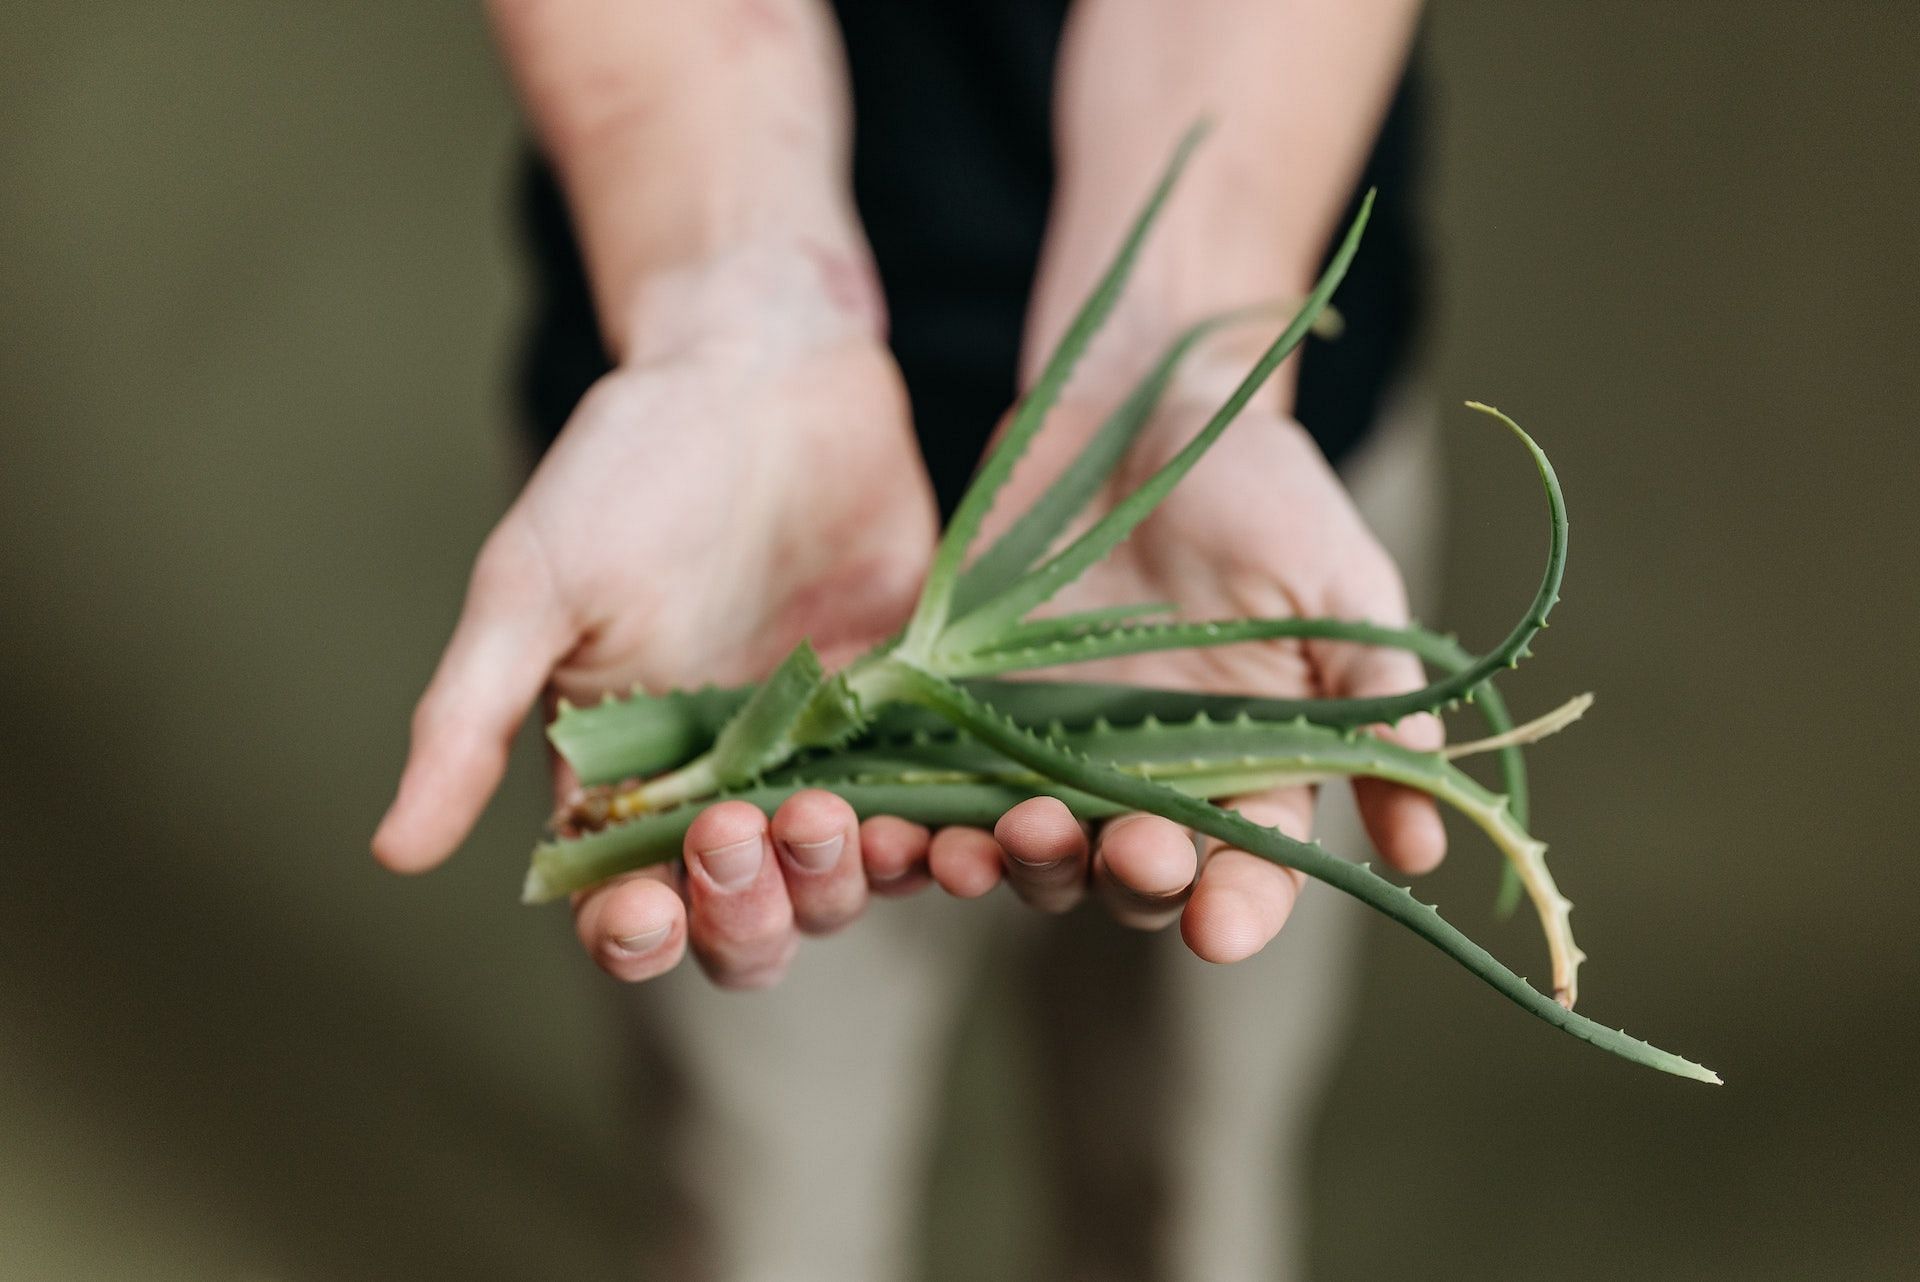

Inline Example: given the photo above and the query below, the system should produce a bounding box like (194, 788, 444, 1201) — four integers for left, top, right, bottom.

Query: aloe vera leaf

(951, 308, 1269, 616)
(988, 603, 1180, 646)
(980, 620, 1536, 817)
(527, 697, 1564, 906)
(548, 683, 755, 787)
(552, 673, 1382, 787)
(954, 615, 1483, 677)
(550, 633, 1526, 787)
(524, 778, 1136, 903)
(964, 404, 1560, 745)
(632, 641, 863, 810)
(935, 191, 1373, 656)
(785, 695, 1578, 786)
(770, 699, 1583, 1001)
(955, 610, 1539, 907)
(890, 664, 1717, 1084)
(899, 123, 1210, 654)
(1012, 648, 1541, 924)
(951, 296, 1341, 616)
(943, 400, 1558, 748)
(947, 612, 1544, 788)
(1446, 695, 1588, 765)
(1492, 858, 1527, 918)
(534, 699, 1585, 999)
(704, 642, 828, 771)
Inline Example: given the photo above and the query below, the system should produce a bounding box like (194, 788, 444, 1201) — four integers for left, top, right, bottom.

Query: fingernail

(694, 836, 765, 891)
(613, 923, 672, 955)
(1007, 851, 1067, 872)
(783, 833, 844, 873)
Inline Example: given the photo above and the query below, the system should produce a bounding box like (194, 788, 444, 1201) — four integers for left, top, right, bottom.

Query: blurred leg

(1159, 390, 1444, 1282)
(1023, 391, 1442, 1282)
(625, 891, 1008, 1282)
(1022, 792, 1372, 1282)
(1155, 792, 1367, 1282)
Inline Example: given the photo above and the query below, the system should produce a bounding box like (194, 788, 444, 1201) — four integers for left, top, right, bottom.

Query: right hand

(372, 246, 939, 988)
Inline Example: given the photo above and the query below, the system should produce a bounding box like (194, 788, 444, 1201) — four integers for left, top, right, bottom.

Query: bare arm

(487, 0, 879, 355)
(1027, 0, 1421, 384)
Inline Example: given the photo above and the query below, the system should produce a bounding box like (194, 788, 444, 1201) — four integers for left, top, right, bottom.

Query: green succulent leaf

(935, 189, 1374, 656)
(899, 122, 1210, 653)
(951, 307, 1272, 616)
(891, 665, 1717, 1085)
(548, 683, 753, 787)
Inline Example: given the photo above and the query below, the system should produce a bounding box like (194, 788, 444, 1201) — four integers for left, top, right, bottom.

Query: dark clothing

(517, 3, 1424, 514)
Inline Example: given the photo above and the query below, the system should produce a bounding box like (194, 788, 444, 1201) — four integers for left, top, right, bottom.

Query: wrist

(1059, 309, 1301, 429)
(1025, 177, 1320, 412)
(494, 0, 871, 356)
(620, 233, 888, 370)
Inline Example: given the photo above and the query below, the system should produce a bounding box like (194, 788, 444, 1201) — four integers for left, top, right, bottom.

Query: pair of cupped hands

(371, 263, 1445, 990)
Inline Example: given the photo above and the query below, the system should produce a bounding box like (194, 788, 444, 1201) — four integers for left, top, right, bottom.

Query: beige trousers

(622, 393, 1443, 1282)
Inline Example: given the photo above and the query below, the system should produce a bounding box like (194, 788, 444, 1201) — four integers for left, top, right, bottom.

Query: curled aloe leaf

(890, 667, 1715, 1084)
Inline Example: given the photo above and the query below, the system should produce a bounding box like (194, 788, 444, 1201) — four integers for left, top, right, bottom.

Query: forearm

(1030, 0, 1420, 390)
(488, 0, 877, 357)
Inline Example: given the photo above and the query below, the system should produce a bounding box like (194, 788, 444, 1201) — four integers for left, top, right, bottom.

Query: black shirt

(517, 3, 1424, 514)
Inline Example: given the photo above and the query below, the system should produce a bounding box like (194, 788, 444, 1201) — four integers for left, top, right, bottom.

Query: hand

(373, 249, 939, 988)
(894, 360, 1446, 962)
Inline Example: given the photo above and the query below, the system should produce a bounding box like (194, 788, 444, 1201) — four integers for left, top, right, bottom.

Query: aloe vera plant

(527, 125, 1719, 1085)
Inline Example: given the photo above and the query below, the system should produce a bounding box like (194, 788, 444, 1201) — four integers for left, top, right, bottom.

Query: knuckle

(702, 937, 798, 990)
(794, 895, 866, 937)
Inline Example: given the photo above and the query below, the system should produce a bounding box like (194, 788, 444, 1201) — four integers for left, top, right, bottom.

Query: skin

(375, 0, 1429, 987)
(880, 363, 1446, 961)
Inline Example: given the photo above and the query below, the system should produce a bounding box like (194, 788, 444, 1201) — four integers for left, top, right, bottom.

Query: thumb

(373, 519, 575, 873)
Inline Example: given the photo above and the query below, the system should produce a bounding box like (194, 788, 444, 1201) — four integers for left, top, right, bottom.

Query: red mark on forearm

(802, 238, 888, 336)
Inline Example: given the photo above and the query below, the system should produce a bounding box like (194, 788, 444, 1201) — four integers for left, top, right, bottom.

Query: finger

(573, 869, 687, 983)
(1180, 789, 1313, 964)
(1312, 553, 1448, 876)
(1092, 813, 1198, 931)
(771, 790, 867, 935)
(994, 796, 1090, 914)
(861, 815, 934, 897)
(1333, 641, 1449, 876)
(373, 519, 574, 874)
(683, 801, 797, 989)
(927, 826, 1004, 899)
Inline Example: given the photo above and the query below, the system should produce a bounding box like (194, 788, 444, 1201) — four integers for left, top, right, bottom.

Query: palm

(516, 339, 936, 704)
(373, 333, 935, 884)
(1019, 396, 1403, 700)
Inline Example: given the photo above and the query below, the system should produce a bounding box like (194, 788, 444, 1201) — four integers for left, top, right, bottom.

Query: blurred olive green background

(3, 4, 1915, 1279)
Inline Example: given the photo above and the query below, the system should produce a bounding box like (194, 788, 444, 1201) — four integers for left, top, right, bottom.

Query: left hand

(879, 362, 1447, 963)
